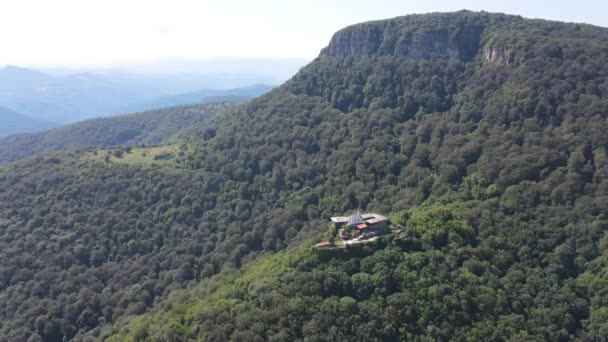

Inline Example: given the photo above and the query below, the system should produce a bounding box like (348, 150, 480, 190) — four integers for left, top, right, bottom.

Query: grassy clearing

(81, 144, 187, 167)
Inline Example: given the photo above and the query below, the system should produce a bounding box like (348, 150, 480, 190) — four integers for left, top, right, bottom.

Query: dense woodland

(2, 10, 608, 341)
(0, 102, 234, 163)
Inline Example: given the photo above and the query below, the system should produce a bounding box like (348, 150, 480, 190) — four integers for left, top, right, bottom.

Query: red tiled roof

(357, 223, 368, 230)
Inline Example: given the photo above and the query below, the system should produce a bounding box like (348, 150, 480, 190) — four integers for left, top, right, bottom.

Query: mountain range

(0, 59, 300, 134)
(129, 84, 274, 112)
(1, 10, 608, 341)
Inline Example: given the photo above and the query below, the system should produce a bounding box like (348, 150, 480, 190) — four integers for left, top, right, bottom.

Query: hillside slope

(0, 102, 234, 163)
(2, 11, 608, 341)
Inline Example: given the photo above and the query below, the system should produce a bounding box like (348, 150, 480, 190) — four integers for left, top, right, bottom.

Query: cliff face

(322, 23, 485, 61)
(319, 11, 608, 67)
(483, 46, 512, 65)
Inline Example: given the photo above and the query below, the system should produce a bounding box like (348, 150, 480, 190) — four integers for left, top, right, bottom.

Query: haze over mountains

(0, 106, 54, 137)
(0, 58, 305, 136)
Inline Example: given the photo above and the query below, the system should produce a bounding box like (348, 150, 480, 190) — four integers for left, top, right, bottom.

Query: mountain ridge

(0, 102, 236, 163)
(127, 84, 274, 113)
(321, 11, 494, 60)
(0, 83, 272, 163)
(321, 10, 608, 64)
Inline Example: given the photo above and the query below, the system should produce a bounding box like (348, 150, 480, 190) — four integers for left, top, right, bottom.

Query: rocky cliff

(322, 23, 485, 61)
(320, 11, 513, 61)
(320, 11, 608, 67)
(483, 46, 512, 65)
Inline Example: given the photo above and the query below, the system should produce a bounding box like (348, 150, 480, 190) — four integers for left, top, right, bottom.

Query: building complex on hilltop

(330, 212, 388, 241)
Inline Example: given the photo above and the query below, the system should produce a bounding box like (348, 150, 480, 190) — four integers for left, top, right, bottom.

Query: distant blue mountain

(0, 59, 305, 130)
(0, 106, 55, 137)
(133, 84, 274, 111)
(0, 66, 161, 123)
(0, 65, 55, 92)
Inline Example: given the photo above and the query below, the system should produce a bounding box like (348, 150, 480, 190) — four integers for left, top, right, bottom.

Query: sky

(0, 0, 606, 68)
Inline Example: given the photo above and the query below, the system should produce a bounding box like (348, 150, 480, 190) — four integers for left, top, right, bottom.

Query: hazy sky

(0, 0, 606, 67)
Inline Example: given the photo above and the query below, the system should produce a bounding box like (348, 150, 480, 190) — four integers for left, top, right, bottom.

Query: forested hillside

(2, 10, 608, 341)
(0, 102, 233, 163)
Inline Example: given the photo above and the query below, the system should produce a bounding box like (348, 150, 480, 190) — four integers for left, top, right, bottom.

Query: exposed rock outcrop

(318, 11, 509, 61)
(322, 23, 485, 61)
(483, 46, 512, 65)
